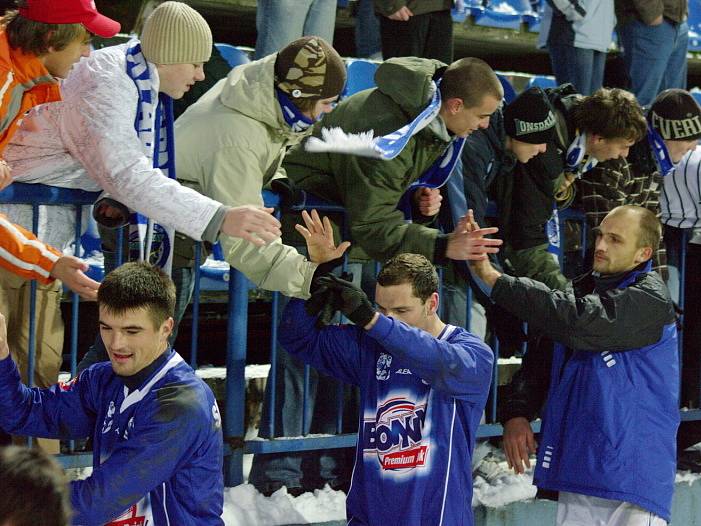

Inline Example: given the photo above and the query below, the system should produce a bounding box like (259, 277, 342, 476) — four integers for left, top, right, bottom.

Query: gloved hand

(315, 274, 376, 327)
(270, 178, 307, 211)
(305, 279, 339, 327)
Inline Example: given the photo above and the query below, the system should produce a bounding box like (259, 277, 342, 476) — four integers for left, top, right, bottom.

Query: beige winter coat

(175, 54, 316, 298)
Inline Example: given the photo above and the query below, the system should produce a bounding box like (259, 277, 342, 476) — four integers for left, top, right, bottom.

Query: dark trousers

(379, 9, 453, 63)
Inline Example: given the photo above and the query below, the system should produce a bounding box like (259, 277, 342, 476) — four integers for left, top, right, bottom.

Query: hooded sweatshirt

(174, 54, 317, 298)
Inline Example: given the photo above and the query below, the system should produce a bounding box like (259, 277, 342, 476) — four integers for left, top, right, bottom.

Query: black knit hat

(275, 36, 346, 100)
(503, 87, 556, 144)
(649, 89, 701, 141)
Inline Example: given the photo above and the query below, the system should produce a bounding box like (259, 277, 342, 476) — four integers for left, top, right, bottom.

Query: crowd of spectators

(0, 0, 698, 525)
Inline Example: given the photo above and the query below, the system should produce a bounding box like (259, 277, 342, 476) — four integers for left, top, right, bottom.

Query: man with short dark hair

(0, 262, 224, 525)
(500, 87, 647, 290)
(279, 252, 494, 525)
(471, 205, 678, 526)
(284, 56, 504, 265)
(0, 445, 71, 526)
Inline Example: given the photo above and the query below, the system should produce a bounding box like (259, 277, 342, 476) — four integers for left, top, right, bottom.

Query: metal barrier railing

(2, 182, 701, 483)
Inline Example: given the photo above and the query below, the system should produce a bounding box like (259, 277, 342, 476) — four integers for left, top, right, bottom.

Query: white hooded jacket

(3, 43, 222, 248)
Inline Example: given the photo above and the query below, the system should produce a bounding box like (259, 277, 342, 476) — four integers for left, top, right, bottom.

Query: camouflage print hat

(275, 36, 347, 100)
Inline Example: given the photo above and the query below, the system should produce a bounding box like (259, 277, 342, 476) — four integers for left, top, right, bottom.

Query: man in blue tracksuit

(470, 205, 678, 526)
(279, 253, 494, 525)
(0, 262, 223, 526)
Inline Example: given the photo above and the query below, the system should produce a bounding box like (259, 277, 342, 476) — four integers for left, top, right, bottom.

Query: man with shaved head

(471, 205, 678, 526)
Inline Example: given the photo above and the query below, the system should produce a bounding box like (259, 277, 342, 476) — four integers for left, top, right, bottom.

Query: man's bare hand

(221, 206, 282, 246)
(387, 5, 413, 20)
(503, 417, 537, 474)
(0, 160, 12, 191)
(295, 209, 351, 264)
(414, 187, 442, 217)
(50, 256, 100, 301)
(649, 14, 664, 25)
(0, 312, 9, 360)
(445, 210, 502, 261)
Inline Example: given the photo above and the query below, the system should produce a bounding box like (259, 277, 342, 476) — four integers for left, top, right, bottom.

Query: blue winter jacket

(0, 349, 224, 526)
(279, 299, 494, 526)
(492, 261, 679, 521)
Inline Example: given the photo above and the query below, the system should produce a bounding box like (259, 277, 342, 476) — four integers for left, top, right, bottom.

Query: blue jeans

(354, 0, 381, 58)
(255, 0, 337, 59)
(618, 18, 688, 107)
(249, 262, 373, 493)
(548, 43, 606, 96)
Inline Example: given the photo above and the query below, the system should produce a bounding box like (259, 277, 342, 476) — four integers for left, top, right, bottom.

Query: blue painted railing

(2, 182, 701, 486)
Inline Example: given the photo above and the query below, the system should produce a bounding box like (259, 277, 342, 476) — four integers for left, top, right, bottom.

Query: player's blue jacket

(0, 349, 224, 526)
(279, 299, 494, 526)
(492, 260, 679, 521)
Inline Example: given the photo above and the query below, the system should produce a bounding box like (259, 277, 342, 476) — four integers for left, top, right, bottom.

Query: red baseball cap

(19, 0, 121, 38)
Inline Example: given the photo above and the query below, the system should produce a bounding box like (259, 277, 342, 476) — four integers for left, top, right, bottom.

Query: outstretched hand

(445, 209, 502, 261)
(221, 205, 282, 246)
(50, 256, 100, 301)
(460, 210, 502, 287)
(295, 209, 351, 264)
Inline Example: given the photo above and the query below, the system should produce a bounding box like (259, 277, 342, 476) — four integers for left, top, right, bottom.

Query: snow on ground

(221, 485, 346, 525)
(65, 443, 701, 525)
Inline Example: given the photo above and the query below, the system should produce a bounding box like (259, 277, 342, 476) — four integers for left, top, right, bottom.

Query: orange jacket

(0, 30, 63, 283)
(0, 31, 61, 151)
(0, 212, 61, 283)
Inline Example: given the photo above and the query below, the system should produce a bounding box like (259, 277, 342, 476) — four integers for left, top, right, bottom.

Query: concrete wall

(305, 478, 701, 526)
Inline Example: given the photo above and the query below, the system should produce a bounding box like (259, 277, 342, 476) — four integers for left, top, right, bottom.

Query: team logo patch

(101, 401, 116, 434)
(376, 353, 392, 380)
(362, 397, 428, 471)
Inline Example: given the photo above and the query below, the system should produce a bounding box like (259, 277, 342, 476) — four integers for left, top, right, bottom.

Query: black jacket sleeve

(491, 272, 675, 351)
(498, 335, 554, 424)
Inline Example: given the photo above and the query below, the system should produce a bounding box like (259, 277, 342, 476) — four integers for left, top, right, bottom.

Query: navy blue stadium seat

(214, 43, 252, 69)
(341, 59, 379, 99)
(691, 91, 701, 107)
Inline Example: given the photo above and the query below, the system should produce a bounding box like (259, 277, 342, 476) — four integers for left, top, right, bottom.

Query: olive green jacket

(174, 54, 317, 298)
(283, 57, 452, 263)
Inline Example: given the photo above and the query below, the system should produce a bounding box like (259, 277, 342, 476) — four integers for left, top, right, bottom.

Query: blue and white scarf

(304, 81, 465, 220)
(565, 132, 598, 177)
(125, 40, 176, 274)
(276, 88, 316, 132)
(647, 125, 676, 177)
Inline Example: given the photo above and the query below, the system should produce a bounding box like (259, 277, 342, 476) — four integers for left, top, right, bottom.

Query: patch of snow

(490, 2, 519, 15)
(195, 364, 270, 380)
(221, 484, 346, 525)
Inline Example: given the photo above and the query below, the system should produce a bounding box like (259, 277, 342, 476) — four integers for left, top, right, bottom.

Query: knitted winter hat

(275, 36, 346, 100)
(140, 2, 212, 65)
(649, 89, 701, 141)
(503, 87, 556, 144)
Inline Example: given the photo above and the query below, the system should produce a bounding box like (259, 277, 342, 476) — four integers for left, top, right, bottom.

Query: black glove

(316, 274, 376, 327)
(270, 178, 307, 211)
(92, 197, 130, 228)
(305, 280, 339, 327)
(310, 258, 350, 295)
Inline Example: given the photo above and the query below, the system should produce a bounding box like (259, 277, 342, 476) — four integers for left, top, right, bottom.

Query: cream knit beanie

(140, 2, 212, 65)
